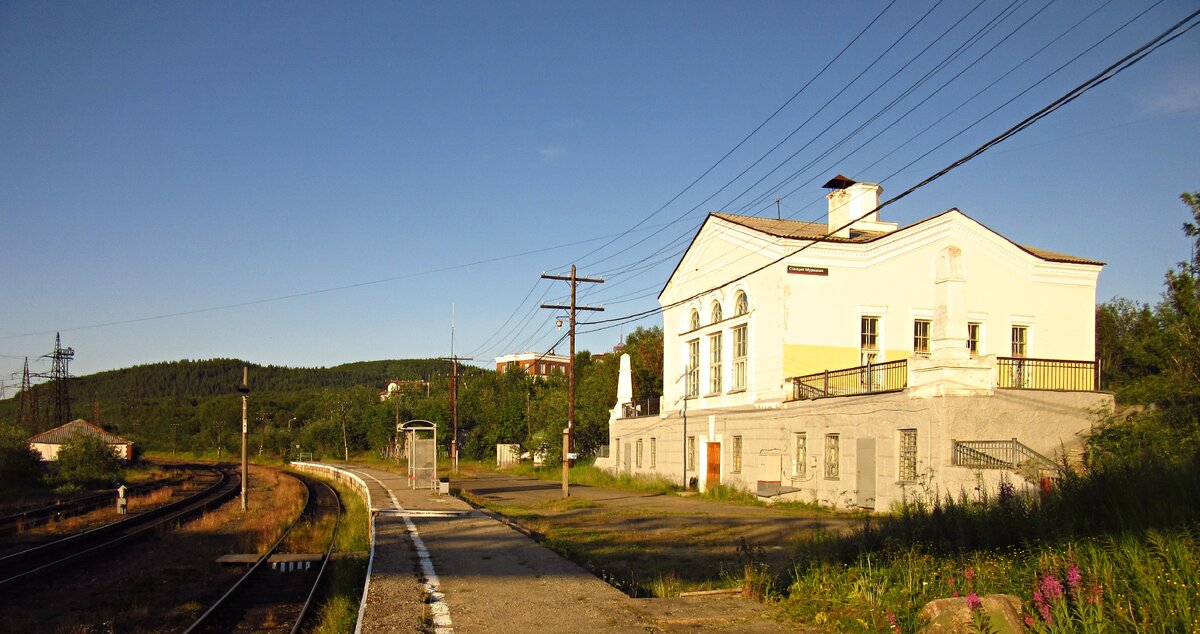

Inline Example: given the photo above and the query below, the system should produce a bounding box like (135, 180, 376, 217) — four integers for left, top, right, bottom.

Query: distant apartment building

(495, 352, 570, 378)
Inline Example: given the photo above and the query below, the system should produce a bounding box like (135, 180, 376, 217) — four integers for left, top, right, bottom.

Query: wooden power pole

(541, 264, 603, 497)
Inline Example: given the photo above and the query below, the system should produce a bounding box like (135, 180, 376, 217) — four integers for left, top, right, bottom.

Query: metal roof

(28, 419, 133, 446)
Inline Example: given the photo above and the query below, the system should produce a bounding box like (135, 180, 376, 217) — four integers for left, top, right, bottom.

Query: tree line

(0, 327, 664, 465)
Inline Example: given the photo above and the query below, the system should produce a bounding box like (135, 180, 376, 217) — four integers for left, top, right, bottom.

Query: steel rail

(186, 471, 341, 634)
(0, 467, 238, 587)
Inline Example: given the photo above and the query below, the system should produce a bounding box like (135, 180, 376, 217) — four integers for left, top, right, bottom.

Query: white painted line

(346, 467, 455, 634)
(376, 509, 474, 519)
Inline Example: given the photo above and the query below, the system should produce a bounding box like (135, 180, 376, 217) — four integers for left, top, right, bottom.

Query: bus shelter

(399, 419, 437, 490)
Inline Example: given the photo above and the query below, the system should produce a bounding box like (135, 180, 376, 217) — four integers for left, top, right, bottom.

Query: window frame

(1011, 325, 1028, 358)
(734, 291, 749, 316)
(967, 322, 981, 356)
(824, 433, 840, 479)
(708, 332, 723, 395)
(913, 319, 931, 356)
(650, 437, 656, 468)
(711, 301, 723, 324)
(793, 432, 807, 478)
(860, 316, 880, 365)
(686, 435, 696, 471)
(636, 438, 643, 468)
(686, 339, 700, 397)
(732, 435, 743, 473)
(733, 324, 748, 390)
(898, 429, 918, 482)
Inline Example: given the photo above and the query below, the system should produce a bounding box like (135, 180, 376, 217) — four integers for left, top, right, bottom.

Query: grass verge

(308, 474, 371, 633)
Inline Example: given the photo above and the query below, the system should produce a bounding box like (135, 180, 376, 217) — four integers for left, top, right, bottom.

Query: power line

(579, 6, 1200, 335)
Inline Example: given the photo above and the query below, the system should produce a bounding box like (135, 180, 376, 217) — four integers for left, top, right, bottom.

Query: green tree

(0, 423, 42, 487)
(56, 433, 123, 488)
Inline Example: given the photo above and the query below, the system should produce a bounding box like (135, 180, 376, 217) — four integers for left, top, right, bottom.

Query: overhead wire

(578, 6, 1200, 336)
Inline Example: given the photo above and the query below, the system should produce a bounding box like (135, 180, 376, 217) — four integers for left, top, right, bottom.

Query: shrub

(0, 423, 42, 486)
(56, 433, 123, 488)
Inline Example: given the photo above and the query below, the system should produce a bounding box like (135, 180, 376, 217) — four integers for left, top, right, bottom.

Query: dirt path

(345, 464, 839, 632)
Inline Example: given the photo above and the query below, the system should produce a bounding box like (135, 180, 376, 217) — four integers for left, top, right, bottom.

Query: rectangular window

(614, 438, 620, 463)
(732, 436, 743, 473)
(825, 434, 840, 479)
(733, 325, 748, 390)
(793, 432, 807, 478)
(709, 332, 723, 394)
(687, 339, 700, 397)
(913, 319, 931, 355)
(1011, 326, 1028, 357)
(899, 429, 918, 481)
(650, 437, 656, 468)
(636, 439, 643, 468)
(861, 316, 879, 365)
(687, 435, 696, 471)
(967, 322, 981, 356)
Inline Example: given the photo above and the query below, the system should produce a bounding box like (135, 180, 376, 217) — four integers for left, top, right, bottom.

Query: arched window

(711, 301, 723, 324)
(689, 309, 700, 331)
(734, 291, 749, 316)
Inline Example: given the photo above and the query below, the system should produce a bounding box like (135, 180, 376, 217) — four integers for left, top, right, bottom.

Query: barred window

(967, 322, 981, 355)
(732, 436, 743, 473)
(793, 432, 807, 478)
(899, 429, 918, 481)
(636, 438, 643, 468)
(825, 434, 840, 479)
(687, 435, 696, 471)
(650, 437, 656, 468)
(913, 319, 931, 355)
(709, 332, 723, 394)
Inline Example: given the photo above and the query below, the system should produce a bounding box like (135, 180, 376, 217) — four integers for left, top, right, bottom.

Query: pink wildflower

(1087, 584, 1103, 605)
(887, 611, 896, 625)
(1033, 589, 1044, 605)
(1024, 615, 1035, 627)
(1038, 601, 1053, 623)
(1041, 574, 1064, 602)
(965, 593, 983, 610)
(1066, 565, 1082, 589)
(948, 576, 955, 586)
(952, 590, 959, 598)
(964, 567, 976, 581)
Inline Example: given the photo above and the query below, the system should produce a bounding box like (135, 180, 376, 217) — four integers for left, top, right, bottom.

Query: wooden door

(706, 442, 721, 486)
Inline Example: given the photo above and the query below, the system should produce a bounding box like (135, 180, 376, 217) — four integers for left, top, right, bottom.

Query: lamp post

(676, 367, 691, 490)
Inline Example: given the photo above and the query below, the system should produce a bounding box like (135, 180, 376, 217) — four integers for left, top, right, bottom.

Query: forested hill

(22, 357, 449, 403)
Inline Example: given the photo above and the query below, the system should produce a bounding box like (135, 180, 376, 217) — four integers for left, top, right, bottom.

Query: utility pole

(170, 423, 180, 457)
(238, 366, 250, 511)
(541, 264, 604, 497)
(440, 305, 473, 474)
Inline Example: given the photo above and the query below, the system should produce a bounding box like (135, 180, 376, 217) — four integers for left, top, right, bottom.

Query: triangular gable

(29, 419, 132, 446)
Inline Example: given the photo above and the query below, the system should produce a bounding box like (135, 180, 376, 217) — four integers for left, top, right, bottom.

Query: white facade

(599, 180, 1110, 509)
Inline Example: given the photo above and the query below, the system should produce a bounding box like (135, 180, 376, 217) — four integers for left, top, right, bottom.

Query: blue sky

(2, 1, 1198, 382)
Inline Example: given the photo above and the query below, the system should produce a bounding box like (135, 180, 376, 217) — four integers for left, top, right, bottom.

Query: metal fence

(621, 396, 661, 419)
(951, 439, 1056, 471)
(789, 359, 908, 400)
(996, 357, 1099, 391)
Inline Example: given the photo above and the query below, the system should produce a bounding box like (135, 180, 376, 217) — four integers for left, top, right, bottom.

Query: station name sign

(787, 265, 829, 276)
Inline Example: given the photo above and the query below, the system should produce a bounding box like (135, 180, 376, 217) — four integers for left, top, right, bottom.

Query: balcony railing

(620, 396, 661, 419)
(952, 439, 1056, 471)
(996, 357, 1099, 391)
(789, 359, 908, 400)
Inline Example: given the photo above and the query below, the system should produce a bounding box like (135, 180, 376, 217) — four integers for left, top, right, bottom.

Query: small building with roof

(29, 419, 135, 462)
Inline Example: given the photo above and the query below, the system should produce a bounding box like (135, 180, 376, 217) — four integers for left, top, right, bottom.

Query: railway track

(0, 472, 192, 534)
(0, 466, 239, 587)
(186, 471, 341, 633)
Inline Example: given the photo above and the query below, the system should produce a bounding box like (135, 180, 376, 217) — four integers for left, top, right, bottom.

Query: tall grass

(308, 475, 371, 633)
(782, 457, 1200, 632)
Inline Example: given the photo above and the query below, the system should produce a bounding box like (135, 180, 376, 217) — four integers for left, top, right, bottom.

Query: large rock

(918, 594, 1025, 633)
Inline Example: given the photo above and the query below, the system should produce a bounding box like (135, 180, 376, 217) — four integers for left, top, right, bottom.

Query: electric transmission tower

(38, 333, 75, 429)
(16, 357, 37, 435)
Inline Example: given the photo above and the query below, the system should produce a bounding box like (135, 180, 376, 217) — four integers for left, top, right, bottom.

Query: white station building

(596, 176, 1112, 510)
